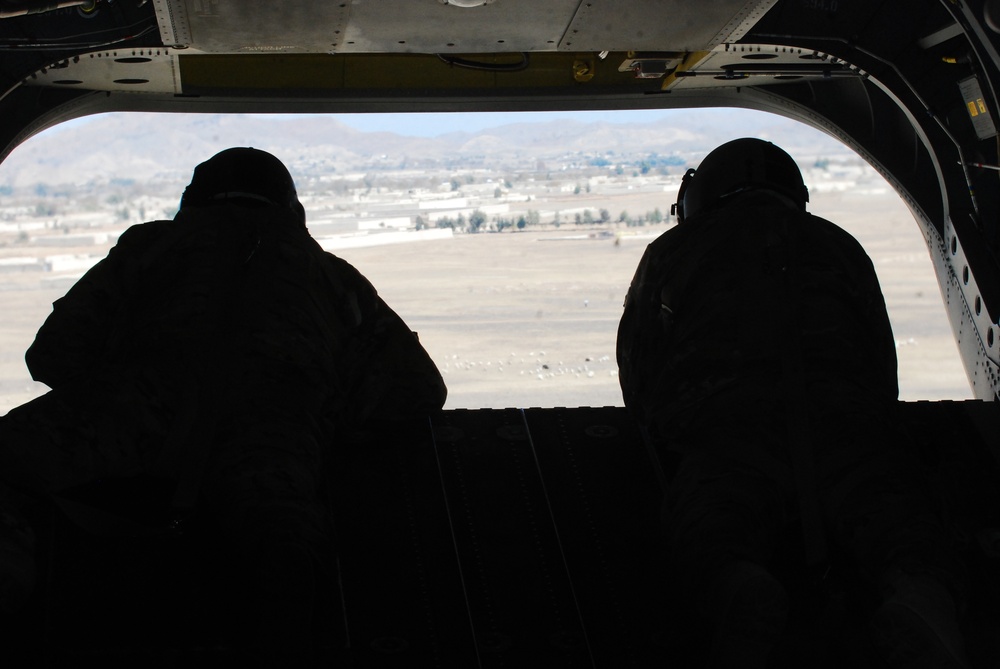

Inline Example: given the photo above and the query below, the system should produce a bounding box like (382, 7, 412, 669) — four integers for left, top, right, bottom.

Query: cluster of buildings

(0, 155, 873, 281)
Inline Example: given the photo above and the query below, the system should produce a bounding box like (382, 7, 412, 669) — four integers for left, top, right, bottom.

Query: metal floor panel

(429, 408, 596, 667)
(4, 403, 1000, 668)
(331, 422, 476, 667)
(519, 407, 664, 666)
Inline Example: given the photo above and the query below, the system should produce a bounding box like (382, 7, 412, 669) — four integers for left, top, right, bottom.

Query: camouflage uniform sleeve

(616, 246, 650, 415)
(616, 232, 676, 424)
(25, 222, 169, 388)
(856, 241, 900, 401)
(326, 255, 447, 425)
(814, 216, 900, 402)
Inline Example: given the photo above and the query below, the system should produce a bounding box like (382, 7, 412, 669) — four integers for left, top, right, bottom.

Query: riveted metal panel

(23, 50, 180, 94)
(167, 0, 353, 54)
(338, 0, 581, 53)
(663, 43, 862, 91)
(559, 0, 778, 52)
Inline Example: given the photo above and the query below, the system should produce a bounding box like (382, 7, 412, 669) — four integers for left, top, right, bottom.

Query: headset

(672, 139, 809, 224)
(178, 147, 306, 227)
(671, 168, 697, 224)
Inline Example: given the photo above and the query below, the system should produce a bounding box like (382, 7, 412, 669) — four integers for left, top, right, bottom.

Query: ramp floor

(4, 403, 1000, 667)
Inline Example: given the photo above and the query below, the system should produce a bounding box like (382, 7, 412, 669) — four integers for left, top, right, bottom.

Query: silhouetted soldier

(617, 139, 969, 669)
(0, 147, 446, 663)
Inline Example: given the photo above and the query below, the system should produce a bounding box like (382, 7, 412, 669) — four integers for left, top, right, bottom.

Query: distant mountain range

(0, 108, 854, 189)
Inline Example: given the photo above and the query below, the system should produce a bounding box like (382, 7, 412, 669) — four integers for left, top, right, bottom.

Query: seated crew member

(617, 138, 970, 669)
(0, 147, 447, 662)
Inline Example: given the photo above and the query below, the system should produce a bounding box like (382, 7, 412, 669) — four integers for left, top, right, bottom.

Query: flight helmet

(673, 138, 809, 223)
(180, 147, 305, 225)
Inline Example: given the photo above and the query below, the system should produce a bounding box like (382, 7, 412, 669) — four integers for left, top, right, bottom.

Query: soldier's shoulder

(108, 219, 177, 250)
(798, 211, 869, 250)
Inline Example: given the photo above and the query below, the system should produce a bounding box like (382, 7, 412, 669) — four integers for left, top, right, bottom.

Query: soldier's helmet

(180, 147, 305, 224)
(673, 138, 809, 223)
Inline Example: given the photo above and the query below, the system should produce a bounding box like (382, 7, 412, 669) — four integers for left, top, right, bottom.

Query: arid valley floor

(0, 186, 970, 414)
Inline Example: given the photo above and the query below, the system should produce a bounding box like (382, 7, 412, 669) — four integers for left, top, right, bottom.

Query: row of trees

(415, 207, 668, 234)
(562, 208, 666, 226)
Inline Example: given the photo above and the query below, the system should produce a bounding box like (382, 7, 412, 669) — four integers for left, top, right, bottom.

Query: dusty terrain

(0, 187, 971, 414)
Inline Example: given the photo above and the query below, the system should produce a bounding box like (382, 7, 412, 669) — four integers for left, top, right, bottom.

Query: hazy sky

(47, 108, 742, 140)
(324, 109, 691, 136)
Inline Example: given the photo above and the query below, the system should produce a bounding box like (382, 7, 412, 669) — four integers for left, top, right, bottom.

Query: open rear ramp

(4, 403, 1000, 668)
